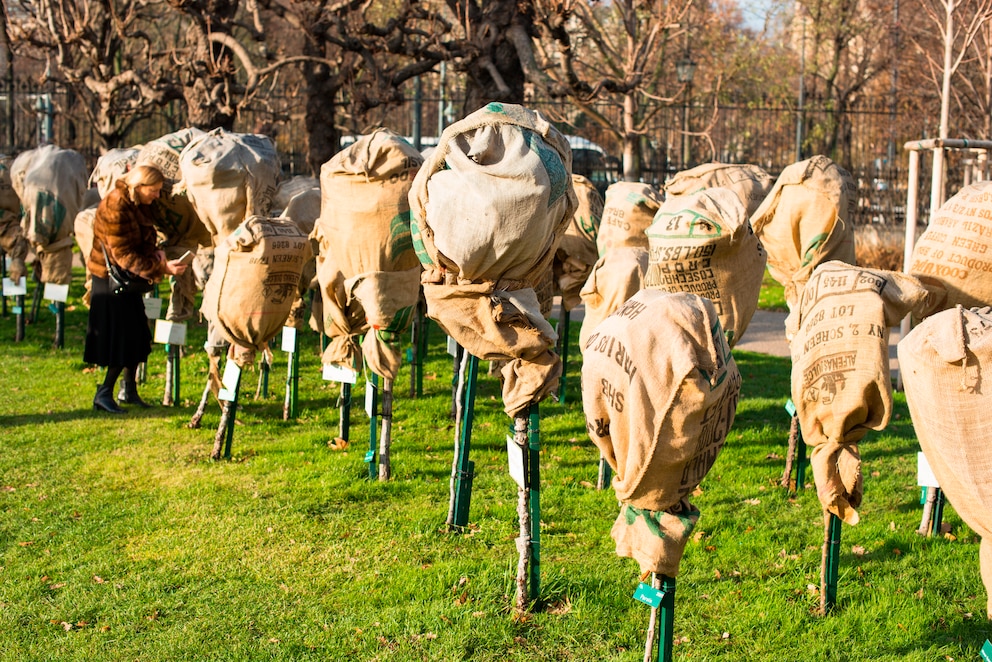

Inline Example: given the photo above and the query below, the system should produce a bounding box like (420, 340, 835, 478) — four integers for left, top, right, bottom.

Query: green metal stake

(14, 294, 25, 341)
(170, 345, 181, 406)
(556, 309, 571, 403)
(366, 372, 379, 480)
(527, 403, 541, 602)
(821, 511, 842, 614)
(258, 357, 270, 398)
(53, 300, 65, 349)
(339, 382, 352, 441)
(28, 278, 42, 323)
(634, 573, 676, 662)
(597, 456, 612, 490)
(980, 639, 992, 662)
(1, 250, 7, 317)
(448, 352, 478, 528)
(409, 301, 428, 398)
(211, 370, 242, 460)
(930, 487, 946, 536)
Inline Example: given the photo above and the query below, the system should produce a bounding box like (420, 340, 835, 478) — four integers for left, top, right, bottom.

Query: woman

(84, 164, 188, 413)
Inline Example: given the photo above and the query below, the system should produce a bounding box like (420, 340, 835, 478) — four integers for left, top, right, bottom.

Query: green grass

(0, 269, 989, 661)
(758, 269, 789, 312)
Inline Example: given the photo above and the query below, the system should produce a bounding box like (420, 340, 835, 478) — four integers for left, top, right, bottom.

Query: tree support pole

(366, 373, 379, 480)
(378, 377, 393, 481)
(53, 300, 64, 349)
(447, 352, 478, 528)
(283, 338, 299, 420)
(212, 371, 242, 460)
(641, 574, 676, 662)
(14, 293, 25, 341)
(556, 309, 571, 403)
(337, 381, 352, 442)
(597, 456, 613, 490)
(821, 511, 842, 614)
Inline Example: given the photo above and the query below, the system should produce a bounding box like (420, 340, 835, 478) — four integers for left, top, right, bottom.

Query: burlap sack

(597, 181, 663, 255)
(90, 148, 139, 198)
(787, 261, 942, 524)
(554, 174, 603, 311)
(73, 208, 96, 306)
(314, 128, 423, 379)
(664, 162, 773, 217)
(581, 289, 741, 576)
(272, 176, 320, 216)
(201, 216, 311, 353)
(908, 181, 992, 311)
(578, 247, 648, 351)
(136, 127, 205, 184)
(751, 156, 857, 308)
(645, 187, 766, 347)
(11, 145, 87, 285)
(177, 129, 280, 239)
(0, 155, 28, 281)
(409, 103, 577, 416)
(898, 305, 992, 618)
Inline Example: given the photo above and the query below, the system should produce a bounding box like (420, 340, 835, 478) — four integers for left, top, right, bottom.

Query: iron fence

(1, 77, 982, 228)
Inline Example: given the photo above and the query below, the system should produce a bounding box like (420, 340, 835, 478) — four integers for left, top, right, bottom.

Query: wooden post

(14, 293, 25, 341)
(513, 411, 532, 613)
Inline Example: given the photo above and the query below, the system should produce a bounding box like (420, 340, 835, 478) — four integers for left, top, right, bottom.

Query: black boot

(118, 378, 152, 408)
(94, 385, 126, 414)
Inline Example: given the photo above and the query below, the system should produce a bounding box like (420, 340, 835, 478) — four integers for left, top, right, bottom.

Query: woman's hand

(163, 258, 188, 276)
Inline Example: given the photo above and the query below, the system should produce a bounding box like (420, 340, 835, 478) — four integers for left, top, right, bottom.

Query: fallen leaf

(547, 599, 572, 615)
(328, 438, 349, 451)
(269, 638, 280, 643)
(807, 584, 819, 593)
(705, 545, 716, 552)
(889, 521, 896, 531)
(472, 611, 486, 618)
(714, 569, 722, 579)
(851, 545, 867, 556)
(17, 541, 33, 547)
(61, 622, 73, 631)
(49, 583, 65, 589)
(579, 481, 594, 488)
(744, 498, 761, 505)
(765, 452, 782, 460)
(692, 486, 704, 496)
(721, 632, 730, 640)
(692, 530, 706, 543)
(915, 588, 924, 599)
(100, 626, 111, 632)
(93, 576, 105, 584)
(892, 548, 902, 556)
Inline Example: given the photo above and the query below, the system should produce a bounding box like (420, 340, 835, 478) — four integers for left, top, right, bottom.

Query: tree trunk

(303, 63, 340, 174)
(0, 2, 13, 152)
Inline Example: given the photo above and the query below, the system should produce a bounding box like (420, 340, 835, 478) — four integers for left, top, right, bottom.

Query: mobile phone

(178, 250, 195, 265)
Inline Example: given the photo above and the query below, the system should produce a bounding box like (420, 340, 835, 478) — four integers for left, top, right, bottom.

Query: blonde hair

(121, 164, 164, 202)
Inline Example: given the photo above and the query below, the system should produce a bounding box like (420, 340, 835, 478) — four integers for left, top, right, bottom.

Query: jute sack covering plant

(136, 128, 205, 184)
(596, 181, 662, 256)
(898, 305, 992, 619)
(578, 248, 648, 351)
(554, 174, 603, 311)
(578, 181, 662, 350)
(645, 187, 766, 347)
(908, 181, 992, 310)
(664, 162, 773, 217)
(201, 216, 311, 357)
(90, 148, 138, 199)
(279, 193, 321, 331)
(314, 128, 423, 379)
(272, 176, 320, 217)
(177, 129, 280, 239)
(0, 155, 28, 282)
(410, 102, 577, 416)
(751, 155, 857, 308)
(581, 289, 741, 576)
(787, 261, 942, 524)
(11, 145, 87, 285)
(153, 192, 212, 322)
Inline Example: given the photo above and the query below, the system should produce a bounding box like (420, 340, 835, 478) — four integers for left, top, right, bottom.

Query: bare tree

(7, 0, 184, 150)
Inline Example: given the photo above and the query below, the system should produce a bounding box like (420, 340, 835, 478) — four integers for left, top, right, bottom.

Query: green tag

(785, 399, 796, 417)
(633, 582, 665, 608)
(48, 303, 58, 314)
(406, 348, 414, 364)
(12, 305, 22, 314)
(364, 450, 375, 463)
(980, 640, 992, 662)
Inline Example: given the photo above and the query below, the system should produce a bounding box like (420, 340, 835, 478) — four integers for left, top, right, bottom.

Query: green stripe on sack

(410, 220, 434, 267)
(523, 129, 568, 207)
(388, 211, 414, 261)
(801, 232, 829, 267)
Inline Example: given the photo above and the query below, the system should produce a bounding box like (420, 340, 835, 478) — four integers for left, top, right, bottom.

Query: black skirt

(83, 275, 153, 367)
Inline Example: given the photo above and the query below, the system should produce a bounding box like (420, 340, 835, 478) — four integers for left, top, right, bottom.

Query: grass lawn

(0, 269, 988, 661)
